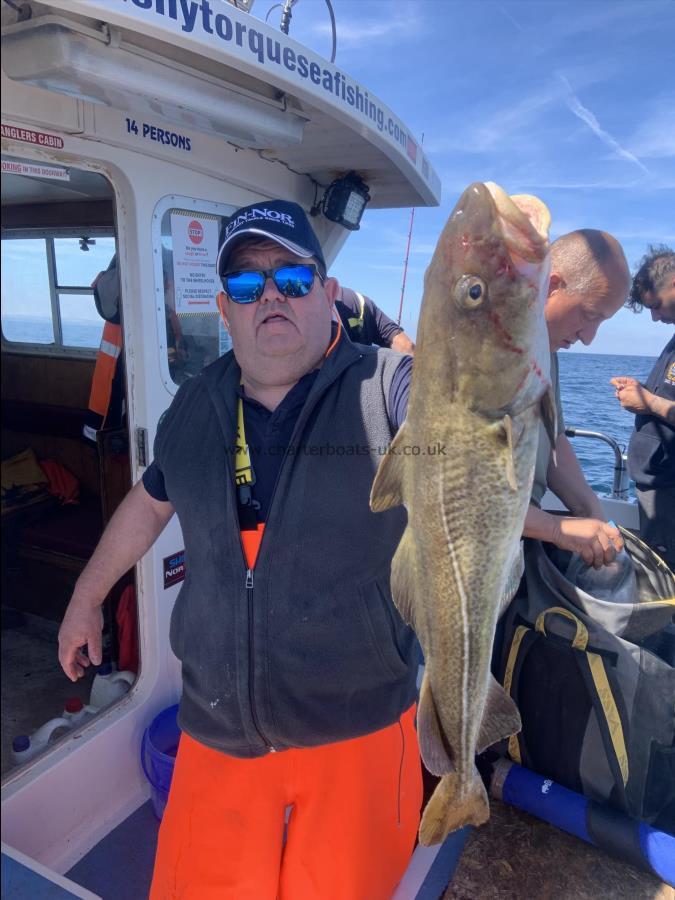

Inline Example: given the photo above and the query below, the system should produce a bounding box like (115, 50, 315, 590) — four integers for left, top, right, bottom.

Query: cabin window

(1, 231, 116, 355)
(155, 197, 236, 388)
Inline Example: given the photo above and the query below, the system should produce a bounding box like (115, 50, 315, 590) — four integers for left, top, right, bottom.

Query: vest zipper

(240, 392, 333, 753)
(233, 351, 357, 755)
(245, 567, 277, 753)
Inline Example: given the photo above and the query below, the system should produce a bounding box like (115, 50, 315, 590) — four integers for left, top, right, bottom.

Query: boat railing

(564, 427, 630, 500)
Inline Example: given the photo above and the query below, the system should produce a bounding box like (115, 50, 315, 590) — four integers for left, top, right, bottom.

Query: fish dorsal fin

(540, 386, 558, 457)
(502, 415, 518, 492)
(390, 528, 418, 628)
(418, 671, 455, 776)
(476, 674, 522, 753)
(370, 425, 408, 512)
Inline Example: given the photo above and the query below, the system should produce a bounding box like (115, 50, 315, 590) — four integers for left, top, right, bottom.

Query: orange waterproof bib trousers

(150, 704, 422, 899)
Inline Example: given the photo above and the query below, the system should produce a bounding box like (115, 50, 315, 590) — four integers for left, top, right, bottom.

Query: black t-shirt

(628, 334, 675, 489)
(143, 354, 412, 520)
(335, 287, 403, 347)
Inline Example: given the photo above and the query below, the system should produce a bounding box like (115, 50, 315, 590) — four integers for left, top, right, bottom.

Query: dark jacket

(628, 335, 675, 489)
(154, 336, 418, 757)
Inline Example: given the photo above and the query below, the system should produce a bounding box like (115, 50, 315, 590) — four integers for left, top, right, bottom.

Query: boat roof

(1, 0, 441, 211)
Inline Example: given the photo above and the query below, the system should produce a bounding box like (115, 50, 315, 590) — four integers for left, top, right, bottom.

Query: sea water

(558, 352, 657, 500)
(2, 317, 657, 499)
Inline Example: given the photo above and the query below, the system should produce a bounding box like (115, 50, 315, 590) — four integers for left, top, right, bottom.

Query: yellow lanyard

(235, 396, 254, 489)
(234, 324, 342, 496)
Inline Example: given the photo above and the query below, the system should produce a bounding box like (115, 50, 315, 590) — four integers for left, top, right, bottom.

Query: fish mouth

(484, 182, 550, 264)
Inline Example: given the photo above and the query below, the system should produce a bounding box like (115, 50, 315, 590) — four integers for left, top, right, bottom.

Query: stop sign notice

(187, 220, 204, 244)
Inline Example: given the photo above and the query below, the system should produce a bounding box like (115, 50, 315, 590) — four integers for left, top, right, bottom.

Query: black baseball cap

(217, 200, 327, 277)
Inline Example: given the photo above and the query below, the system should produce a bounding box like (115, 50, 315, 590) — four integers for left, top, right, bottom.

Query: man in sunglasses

(59, 200, 420, 898)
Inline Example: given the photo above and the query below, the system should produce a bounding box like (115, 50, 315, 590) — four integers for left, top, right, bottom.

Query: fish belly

(403, 410, 534, 842)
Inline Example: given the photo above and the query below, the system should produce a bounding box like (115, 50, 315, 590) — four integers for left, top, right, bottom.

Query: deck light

(1, 19, 306, 149)
(318, 172, 371, 231)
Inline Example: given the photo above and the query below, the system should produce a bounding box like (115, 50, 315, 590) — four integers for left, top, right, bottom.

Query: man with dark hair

(611, 245, 675, 569)
(336, 286, 415, 353)
(58, 200, 421, 898)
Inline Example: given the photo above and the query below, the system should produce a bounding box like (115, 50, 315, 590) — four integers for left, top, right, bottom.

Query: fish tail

(419, 772, 490, 846)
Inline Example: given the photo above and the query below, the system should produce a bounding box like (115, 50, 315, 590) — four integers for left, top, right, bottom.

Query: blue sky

(272, 0, 675, 357)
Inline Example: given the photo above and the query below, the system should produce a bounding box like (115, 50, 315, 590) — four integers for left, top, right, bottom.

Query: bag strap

(501, 623, 537, 766)
(534, 608, 629, 791)
(575, 650, 630, 800)
(535, 606, 589, 650)
(502, 605, 630, 803)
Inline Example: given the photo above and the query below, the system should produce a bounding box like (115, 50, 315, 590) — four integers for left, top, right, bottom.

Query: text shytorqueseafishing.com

(123, 0, 414, 151)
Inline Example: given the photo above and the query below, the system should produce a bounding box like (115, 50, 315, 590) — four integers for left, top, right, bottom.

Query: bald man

(523, 229, 631, 568)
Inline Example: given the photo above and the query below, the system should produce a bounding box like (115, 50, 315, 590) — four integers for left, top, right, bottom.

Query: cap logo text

(225, 208, 295, 239)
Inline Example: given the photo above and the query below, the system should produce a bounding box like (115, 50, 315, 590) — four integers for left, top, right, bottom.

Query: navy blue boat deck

(2, 848, 99, 900)
(64, 801, 469, 900)
(7, 799, 667, 898)
(66, 802, 159, 900)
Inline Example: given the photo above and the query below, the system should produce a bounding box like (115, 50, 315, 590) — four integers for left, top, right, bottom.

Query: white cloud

(310, 9, 424, 49)
(497, 5, 524, 33)
(366, 263, 425, 274)
(628, 133, 675, 158)
(558, 74, 650, 174)
(426, 63, 613, 158)
(411, 242, 437, 256)
(533, 2, 660, 54)
(426, 84, 561, 155)
(626, 99, 675, 158)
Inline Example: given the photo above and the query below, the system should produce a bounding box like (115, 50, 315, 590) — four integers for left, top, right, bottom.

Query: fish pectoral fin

(476, 675, 522, 753)
(501, 415, 518, 491)
(419, 771, 490, 846)
(540, 386, 558, 455)
(391, 529, 418, 628)
(370, 425, 408, 512)
(418, 672, 454, 776)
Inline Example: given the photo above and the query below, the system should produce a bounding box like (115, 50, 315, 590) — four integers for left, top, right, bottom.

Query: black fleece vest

(154, 337, 417, 757)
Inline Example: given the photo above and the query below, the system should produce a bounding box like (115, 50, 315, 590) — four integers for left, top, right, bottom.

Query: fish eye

(454, 276, 487, 310)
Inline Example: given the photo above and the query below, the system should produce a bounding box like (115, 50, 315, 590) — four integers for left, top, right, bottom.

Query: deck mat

(66, 802, 159, 900)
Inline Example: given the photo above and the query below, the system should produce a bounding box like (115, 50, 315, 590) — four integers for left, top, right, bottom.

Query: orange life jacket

(83, 321, 123, 443)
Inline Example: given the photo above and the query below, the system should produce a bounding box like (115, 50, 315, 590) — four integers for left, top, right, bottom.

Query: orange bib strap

(241, 523, 265, 570)
(88, 321, 123, 418)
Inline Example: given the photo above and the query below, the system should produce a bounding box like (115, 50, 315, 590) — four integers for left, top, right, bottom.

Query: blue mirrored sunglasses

(222, 264, 324, 304)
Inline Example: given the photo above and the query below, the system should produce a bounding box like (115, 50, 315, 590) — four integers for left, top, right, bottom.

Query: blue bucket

(141, 705, 181, 821)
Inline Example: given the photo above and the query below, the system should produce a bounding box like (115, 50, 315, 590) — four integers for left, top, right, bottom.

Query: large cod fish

(371, 182, 556, 845)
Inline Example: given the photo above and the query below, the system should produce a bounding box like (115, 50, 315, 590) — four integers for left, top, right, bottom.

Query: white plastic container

(89, 663, 135, 710)
(11, 716, 71, 766)
(63, 697, 99, 727)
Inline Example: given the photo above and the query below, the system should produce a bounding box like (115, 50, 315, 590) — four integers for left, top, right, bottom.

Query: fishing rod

(397, 133, 423, 326)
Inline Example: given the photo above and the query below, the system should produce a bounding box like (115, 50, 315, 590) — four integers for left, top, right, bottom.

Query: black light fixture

(318, 171, 370, 231)
(79, 236, 96, 251)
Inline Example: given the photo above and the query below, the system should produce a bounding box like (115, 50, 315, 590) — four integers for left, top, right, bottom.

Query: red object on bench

(116, 584, 138, 674)
(39, 458, 80, 505)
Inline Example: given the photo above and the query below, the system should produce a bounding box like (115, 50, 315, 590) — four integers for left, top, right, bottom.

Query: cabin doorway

(1, 157, 136, 778)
